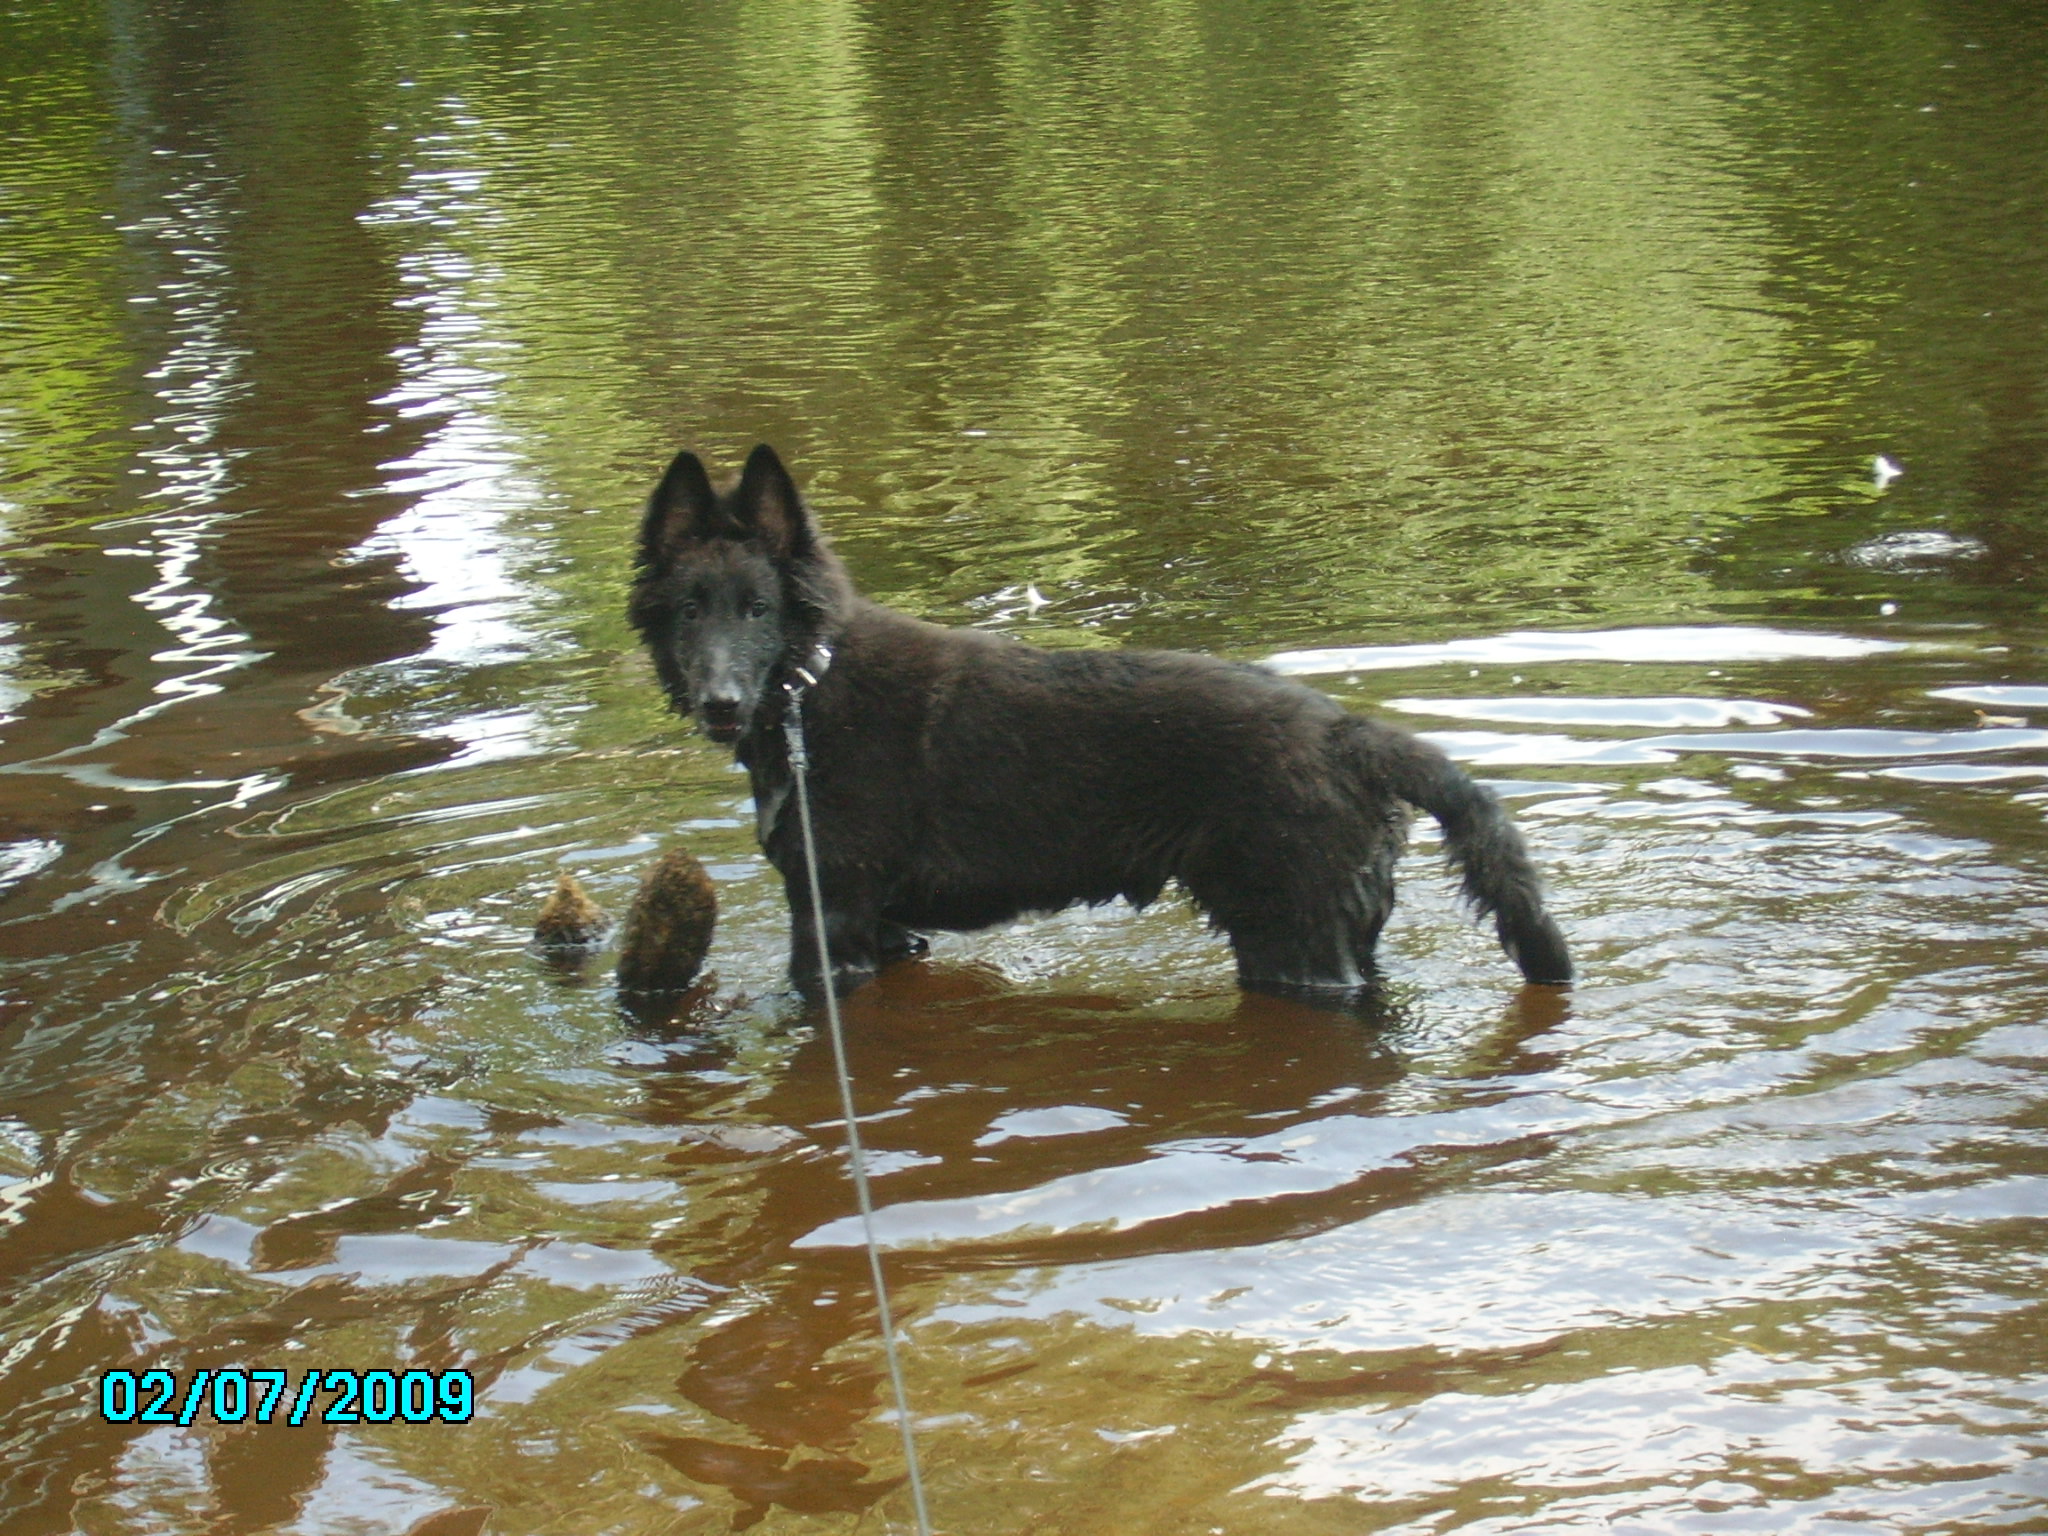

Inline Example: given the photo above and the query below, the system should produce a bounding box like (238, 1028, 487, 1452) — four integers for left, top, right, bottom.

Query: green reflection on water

(10, 0, 2042, 662)
(0, 4, 132, 521)
(303, 0, 2047, 675)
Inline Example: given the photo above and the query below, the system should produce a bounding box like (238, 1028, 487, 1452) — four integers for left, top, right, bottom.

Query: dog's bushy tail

(1340, 718, 1573, 985)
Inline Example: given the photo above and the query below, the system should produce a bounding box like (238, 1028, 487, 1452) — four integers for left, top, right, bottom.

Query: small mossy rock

(616, 847, 718, 993)
(533, 872, 609, 948)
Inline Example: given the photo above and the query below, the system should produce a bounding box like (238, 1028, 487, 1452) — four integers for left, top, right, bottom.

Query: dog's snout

(698, 690, 747, 743)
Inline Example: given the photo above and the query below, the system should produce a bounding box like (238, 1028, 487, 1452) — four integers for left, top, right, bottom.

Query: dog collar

(782, 641, 835, 701)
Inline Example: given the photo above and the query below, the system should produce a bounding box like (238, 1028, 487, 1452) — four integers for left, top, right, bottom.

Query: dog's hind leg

(1224, 883, 1392, 996)
(1188, 830, 1398, 995)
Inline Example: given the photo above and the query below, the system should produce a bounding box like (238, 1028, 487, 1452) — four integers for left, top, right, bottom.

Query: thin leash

(782, 647, 935, 1536)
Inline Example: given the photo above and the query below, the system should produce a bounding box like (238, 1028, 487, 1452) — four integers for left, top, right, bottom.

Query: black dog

(630, 444, 1571, 1000)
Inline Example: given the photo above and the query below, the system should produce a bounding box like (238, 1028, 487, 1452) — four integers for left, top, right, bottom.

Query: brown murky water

(5, 0, 2048, 1531)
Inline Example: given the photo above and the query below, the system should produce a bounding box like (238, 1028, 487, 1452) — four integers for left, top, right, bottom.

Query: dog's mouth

(698, 704, 745, 744)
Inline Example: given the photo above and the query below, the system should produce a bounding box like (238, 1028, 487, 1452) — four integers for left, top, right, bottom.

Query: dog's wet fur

(629, 444, 1572, 1001)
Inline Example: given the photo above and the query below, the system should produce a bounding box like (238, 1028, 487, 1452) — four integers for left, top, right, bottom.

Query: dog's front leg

(784, 874, 883, 1001)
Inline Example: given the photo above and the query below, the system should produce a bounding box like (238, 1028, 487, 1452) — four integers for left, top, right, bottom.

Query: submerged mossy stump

(532, 872, 611, 950)
(615, 847, 718, 994)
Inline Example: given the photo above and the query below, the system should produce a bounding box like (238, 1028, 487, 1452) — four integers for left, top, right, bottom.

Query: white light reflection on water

(1267, 626, 1906, 676)
(0, 563, 44, 727)
(1425, 724, 2048, 768)
(82, 148, 270, 745)
(1387, 697, 1812, 729)
(0, 130, 288, 914)
(1253, 1359, 2047, 1528)
(350, 101, 543, 681)
(1931, 684, 2048, 710)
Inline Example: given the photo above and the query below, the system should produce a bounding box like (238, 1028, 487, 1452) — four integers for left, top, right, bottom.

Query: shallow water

(4, 0, 2048, 1531)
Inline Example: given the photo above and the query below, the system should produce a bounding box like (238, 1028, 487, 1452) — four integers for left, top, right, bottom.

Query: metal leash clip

(781, 642, 833, 773)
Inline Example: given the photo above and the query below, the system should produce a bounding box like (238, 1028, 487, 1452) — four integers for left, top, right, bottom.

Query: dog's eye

(747, 598, 770, 619)
(677, 599, 700, 621)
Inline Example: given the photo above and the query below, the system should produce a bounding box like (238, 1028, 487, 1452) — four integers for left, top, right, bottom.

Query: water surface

(3, 0, 2047, 1531)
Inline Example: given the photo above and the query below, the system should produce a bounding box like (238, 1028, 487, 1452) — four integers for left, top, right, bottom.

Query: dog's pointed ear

(736, 443, 816, 559)
(640, 448, 721, 566)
